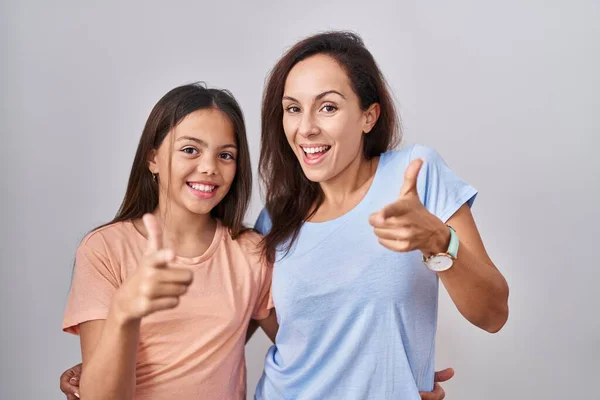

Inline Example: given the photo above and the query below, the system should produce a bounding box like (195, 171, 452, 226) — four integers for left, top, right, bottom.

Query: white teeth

(189, 183, 215, 192)
(303, 146, 330, 154)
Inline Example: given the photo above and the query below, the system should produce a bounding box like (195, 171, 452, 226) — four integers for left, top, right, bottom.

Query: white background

(1, 1, 598, 398)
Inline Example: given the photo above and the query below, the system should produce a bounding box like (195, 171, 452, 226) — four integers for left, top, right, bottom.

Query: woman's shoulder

(382, 143, 441, 164)
(254, 208, 272, 235)
(379, 144, 448, 179)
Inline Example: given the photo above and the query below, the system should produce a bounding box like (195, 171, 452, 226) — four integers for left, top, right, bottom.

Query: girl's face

(149, 108, 238, 217)
(282, 54, 379, 183)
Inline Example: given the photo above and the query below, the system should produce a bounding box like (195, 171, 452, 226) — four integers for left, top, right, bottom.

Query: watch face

(425, 255, 454, 272)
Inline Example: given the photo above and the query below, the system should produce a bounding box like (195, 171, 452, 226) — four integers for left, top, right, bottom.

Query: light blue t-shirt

(253, 144, 477, 400)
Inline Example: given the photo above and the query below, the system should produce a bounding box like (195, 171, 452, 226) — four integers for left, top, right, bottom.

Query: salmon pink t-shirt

(63, 219, 272, 399)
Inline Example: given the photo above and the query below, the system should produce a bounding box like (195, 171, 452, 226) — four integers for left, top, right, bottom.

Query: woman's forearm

(417, 204, 509, 333)
(438, 241, 509, 333)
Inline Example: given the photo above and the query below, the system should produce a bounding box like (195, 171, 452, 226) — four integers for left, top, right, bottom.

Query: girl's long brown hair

(259, 31, 401, 263)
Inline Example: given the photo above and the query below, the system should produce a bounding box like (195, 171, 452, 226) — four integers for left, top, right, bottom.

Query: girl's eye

(182, 147, 198, 155)
(286, 106, 301, 113)
(321, 104, 337, 113)
(219, 152, 235, 161)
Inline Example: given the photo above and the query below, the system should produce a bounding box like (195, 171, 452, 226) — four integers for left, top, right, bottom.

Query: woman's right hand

(59, 363, 81, 399)
(112, 213, 194, 322)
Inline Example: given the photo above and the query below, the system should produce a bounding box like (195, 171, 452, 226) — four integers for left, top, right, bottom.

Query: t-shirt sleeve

(252, 209, 274, 316)
(62, 234, 120, 335)
(252, 255, 274, 320)
(254, 208, 273, 235)
(410, 144, 478, 223)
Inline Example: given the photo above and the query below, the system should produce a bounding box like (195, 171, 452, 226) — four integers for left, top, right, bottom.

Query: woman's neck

(310, 152, 379, 222)
(319, 153, 377, 206)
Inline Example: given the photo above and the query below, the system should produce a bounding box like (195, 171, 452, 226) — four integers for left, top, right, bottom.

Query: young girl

(62, 83, 277, 399)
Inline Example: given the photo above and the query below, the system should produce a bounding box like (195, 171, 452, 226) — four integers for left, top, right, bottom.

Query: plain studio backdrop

(1, 1, 598, 399)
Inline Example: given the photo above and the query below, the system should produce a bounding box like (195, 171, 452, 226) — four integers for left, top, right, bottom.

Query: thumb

(399, 158, 423, 198)
(143, 213, 163, 253)
(149, 248, 175, 269)
(60, 372, 81, 399)
(434, 367, 455, 383)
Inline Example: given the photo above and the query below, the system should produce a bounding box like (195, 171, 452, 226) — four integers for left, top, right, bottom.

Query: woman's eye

(321, 104, 337, 113)
(219, 152, 235, 161)
(286, 106, 301, 113)
(182, 147, 198, 155)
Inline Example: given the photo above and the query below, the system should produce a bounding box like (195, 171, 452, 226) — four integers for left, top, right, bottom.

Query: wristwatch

(422, 225, 459, 272)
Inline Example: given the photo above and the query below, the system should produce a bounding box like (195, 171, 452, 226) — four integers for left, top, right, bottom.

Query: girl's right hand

(112, 213, 193, 322)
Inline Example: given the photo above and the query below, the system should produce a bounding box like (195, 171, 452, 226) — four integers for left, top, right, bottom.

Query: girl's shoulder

(78, 220, 140, 254)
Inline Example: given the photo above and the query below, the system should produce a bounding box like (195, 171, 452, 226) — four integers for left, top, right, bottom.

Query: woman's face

(282, 54, 379, 183)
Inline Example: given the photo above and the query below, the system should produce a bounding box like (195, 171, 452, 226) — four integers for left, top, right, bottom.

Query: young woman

(254, 31, 509, 399)
(61, 83, 277, 399)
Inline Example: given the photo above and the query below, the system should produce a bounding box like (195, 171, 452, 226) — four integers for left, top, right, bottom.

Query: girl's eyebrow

(177, 136, 237, 150)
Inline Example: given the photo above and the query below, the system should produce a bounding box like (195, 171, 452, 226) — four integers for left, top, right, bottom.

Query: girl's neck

(150, 203, 217, 258)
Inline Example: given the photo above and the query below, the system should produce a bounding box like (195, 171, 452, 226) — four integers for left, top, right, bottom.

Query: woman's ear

(362, 103, 381, 134)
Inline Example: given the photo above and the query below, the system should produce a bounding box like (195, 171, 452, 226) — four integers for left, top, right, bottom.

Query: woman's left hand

(369, 159, 449, 256)
(419, 368, 454, 400)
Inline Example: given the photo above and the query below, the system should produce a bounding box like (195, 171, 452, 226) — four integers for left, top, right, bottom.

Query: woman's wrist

(422, 220, 451, 257)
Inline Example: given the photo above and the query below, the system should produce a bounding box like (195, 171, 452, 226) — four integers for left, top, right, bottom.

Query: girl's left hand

(369, 159, 449, 257)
